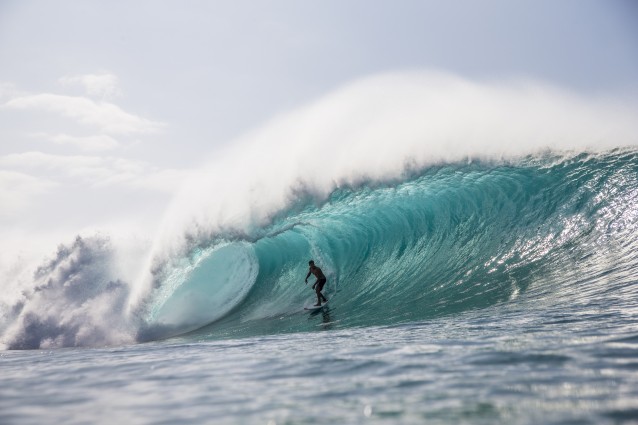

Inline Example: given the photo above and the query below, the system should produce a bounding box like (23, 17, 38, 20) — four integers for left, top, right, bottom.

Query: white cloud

(3, 93, 164, 135)
(32, 133, 121, 151)
(0, 82, 20, 102)
(2, 151, 108, 172)
(0, 151, 186, 192)
(0, 170, 58, 218)
(59, 73, 123, 100)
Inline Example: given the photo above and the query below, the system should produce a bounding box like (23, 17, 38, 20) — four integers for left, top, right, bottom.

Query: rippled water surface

(3, 294, 638, 425)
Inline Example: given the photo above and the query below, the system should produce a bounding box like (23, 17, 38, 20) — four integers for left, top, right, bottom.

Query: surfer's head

(309, 260, 314, 266)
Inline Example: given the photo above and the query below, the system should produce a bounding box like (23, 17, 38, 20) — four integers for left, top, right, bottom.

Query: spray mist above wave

(153, 71, 638, 257)
(0, 236, 137, 349)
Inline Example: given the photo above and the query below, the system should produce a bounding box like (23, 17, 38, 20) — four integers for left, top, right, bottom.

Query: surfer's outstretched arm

(305, 269, 312, 283)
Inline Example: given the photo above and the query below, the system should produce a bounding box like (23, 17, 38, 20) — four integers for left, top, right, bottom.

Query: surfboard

(304, 300, 329, 310)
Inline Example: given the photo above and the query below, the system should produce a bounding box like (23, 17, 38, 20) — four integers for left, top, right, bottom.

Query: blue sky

(1, 0, 637, 255)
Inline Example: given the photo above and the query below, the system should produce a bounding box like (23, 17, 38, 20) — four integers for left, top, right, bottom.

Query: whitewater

(2, 72, 638, 424)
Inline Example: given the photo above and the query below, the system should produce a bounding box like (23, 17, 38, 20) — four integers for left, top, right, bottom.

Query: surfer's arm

(305, 270, 312, 283)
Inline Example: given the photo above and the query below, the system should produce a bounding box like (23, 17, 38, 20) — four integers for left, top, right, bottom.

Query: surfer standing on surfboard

(305, 260, 328, 306)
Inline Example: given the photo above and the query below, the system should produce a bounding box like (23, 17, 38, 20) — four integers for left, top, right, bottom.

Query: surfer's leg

(315, 280, 326, 306)
(318, 279, 327, 302)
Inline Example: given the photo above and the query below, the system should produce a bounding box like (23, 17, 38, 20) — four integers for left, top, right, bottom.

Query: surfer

(305, 260, 328, 306)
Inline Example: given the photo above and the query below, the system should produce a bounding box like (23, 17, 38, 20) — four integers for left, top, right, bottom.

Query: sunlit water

(3, 293, 638, 425)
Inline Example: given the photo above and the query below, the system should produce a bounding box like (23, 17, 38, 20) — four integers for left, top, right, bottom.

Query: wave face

(141, 150, 638, 340)
(3, 72, 638, 349)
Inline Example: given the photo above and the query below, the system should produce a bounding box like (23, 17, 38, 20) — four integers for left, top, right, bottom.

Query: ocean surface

(2, 150, 638, 424)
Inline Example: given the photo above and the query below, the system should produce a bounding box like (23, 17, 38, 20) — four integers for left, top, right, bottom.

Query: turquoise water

(3, 303, 637, 424)
(143, 150, 638, 342)
(2, 150, 638, 423)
